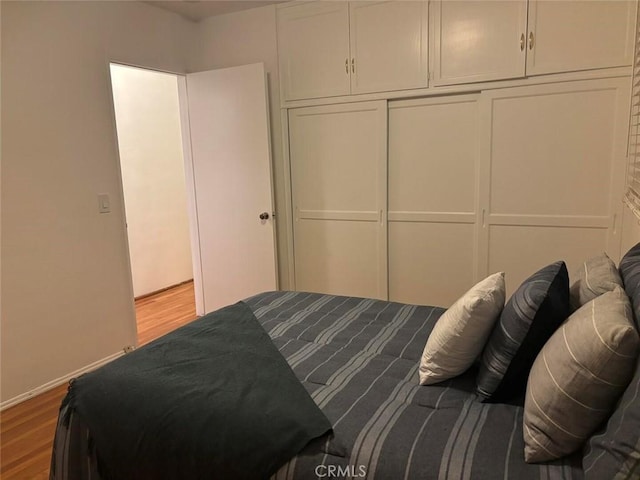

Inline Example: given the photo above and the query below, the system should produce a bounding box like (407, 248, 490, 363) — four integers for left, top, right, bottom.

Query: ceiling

(145, 1, 285, 22)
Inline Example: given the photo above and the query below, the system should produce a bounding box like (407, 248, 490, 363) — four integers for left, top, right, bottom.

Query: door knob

(259, 212, 270, 220)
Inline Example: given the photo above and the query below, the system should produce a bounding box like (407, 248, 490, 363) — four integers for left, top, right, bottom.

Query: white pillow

(419, 272, 505, 386)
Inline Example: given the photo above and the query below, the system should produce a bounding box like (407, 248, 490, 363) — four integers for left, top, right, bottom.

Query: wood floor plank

(0, 281, 197, 479)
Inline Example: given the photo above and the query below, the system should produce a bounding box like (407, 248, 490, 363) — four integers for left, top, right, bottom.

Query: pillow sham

(419, 272, 505, 386)
(523, 287, 640, 463)
(569, 253, 623, 311)
(582, 241, 640, 479)
(476, 261, 569, 403)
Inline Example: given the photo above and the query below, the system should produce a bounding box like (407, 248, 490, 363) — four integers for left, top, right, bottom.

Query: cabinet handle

(345, 58, 349, 74)
(528, 31, 534, 50)
(520, 33, 525, 51)
(351, 58, 355, 74)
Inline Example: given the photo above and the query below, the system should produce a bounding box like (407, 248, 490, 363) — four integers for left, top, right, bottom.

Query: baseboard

(135, 278, 194, 301)
(0, 350, 125, 411)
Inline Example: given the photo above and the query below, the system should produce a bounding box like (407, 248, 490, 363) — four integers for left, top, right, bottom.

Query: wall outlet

(123, 345, 136, 353)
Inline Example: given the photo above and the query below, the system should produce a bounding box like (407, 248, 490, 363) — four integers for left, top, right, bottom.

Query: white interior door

(179, 63, 277, 315)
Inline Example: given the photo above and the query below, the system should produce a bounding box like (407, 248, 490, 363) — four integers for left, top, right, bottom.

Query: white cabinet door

(526, 1, 636, 76)
(479, 79, 629, 296)
(388, 95, 480, 307)
(349, 1, 428, 94)
(277, 2, 351, 101)
(430, 0, 527, 86)
(289, 101, 388, 299)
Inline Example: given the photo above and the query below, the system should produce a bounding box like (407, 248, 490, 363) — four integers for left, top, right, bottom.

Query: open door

(179, 63, 277, 315)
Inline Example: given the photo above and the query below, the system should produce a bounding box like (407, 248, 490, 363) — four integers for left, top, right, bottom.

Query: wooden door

(181, 63, 277, 315)
(349, 1, 428, 94)
(289, 101, 388, 299)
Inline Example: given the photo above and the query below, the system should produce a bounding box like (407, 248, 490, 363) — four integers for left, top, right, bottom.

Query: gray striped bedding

(245, 291, 583, 480)
(52, 290, 586, 479)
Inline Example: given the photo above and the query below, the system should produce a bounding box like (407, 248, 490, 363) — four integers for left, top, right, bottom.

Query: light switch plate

(98, 194, 111, 214)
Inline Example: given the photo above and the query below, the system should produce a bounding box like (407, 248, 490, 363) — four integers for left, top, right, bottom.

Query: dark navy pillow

(476, 261, 570, 403)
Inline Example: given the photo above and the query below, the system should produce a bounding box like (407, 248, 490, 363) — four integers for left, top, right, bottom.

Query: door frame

(109, 61, 279, 321)
(176, 75, 206, 315)
(108, 61, 203, 326)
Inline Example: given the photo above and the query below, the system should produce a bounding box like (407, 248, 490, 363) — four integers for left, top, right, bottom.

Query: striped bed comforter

(246, 291, 584, 480)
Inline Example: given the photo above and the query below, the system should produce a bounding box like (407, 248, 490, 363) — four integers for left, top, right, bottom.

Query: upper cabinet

(277, 2, 351, 100)
(349, 1, 428, 94)
(278, 0, 636, 99)
(430, 1, 528, 86)
(525, 1, 636, 75)
(277, 1, 428, 101)
(431, 0, 636, 87)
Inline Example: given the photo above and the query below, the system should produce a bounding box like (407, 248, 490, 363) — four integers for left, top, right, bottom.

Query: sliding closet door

(479, 78, 629, 294)
(289, 101, 387, 299)
(388, 95, 481, 307)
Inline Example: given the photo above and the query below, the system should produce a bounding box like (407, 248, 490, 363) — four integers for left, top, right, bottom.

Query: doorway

(110, 62, 278, 330)
(109, 63, 196, 338)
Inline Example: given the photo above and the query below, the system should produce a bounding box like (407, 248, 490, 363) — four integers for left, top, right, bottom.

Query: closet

(282, 1, 635, 306)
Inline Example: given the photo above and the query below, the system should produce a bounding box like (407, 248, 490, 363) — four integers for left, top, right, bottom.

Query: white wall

(110, 64, 193, 298)
(188, 5, 291, 289)
(1, 1, 194, 404)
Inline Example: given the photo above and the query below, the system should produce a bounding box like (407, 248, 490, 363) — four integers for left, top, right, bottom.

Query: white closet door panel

(295, 220, 382, 298)
(389, 95, 479, 213)
(349, 1, 428, 94)
(290, 101, 387, 300)
(277, 2, 350, 100)
(479, 78, 630, 285)
(389, 222, 475, 308)
(430, 0, 527, 86)
(526, 1, 635, 76)
(488, 225, 608, 297)
(489, 86, 617, 217)
(290, 105, 381, 212)
(388, 95, 480, 306)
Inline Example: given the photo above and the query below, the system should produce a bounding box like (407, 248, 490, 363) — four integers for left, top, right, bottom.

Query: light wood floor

(0, 281, 197, 479)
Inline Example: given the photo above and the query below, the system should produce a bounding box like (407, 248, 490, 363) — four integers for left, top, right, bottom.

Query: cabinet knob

(528, 32, 535, 50)
(351, 58, 355, 74)
(345, 58, 349, 74)
(520, 33, 525, 51)
(259, 212, 270, 220)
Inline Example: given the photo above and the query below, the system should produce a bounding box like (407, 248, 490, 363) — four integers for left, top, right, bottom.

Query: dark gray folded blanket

(64, 301, 332, 480)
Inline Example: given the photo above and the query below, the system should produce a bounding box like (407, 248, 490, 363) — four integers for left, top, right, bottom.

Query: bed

(50, 244, 640, 480)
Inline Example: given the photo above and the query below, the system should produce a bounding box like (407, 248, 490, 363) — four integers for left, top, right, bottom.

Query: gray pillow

(569, 253, 623, 311)
(582, 242, 640, 479)
(523, 287, 640, 463)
